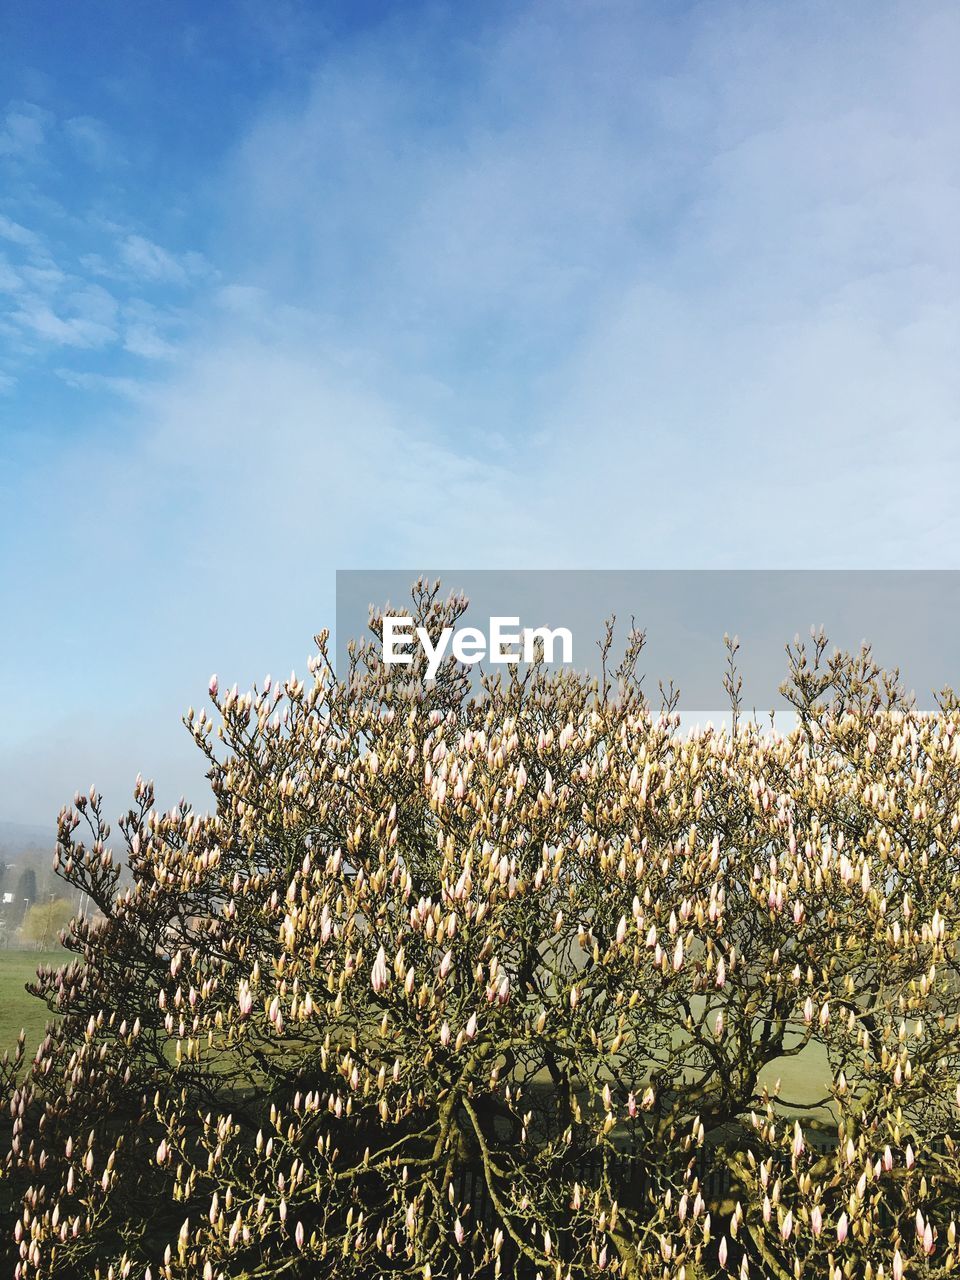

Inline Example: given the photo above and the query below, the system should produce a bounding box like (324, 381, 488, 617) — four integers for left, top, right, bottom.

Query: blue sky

(1, 0, 958, 825)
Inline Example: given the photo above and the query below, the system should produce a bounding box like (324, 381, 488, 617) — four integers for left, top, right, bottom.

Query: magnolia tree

(6, 584, 960, 1280)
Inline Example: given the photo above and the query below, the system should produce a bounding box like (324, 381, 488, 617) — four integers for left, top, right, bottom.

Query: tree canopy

(5, 585, 960, 1279)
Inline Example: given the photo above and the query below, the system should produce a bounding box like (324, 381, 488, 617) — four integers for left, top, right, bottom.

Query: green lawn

(0, 949, 65, 1062)
(758, 1039, 834, 1119)
(1, 948, 836, 1121)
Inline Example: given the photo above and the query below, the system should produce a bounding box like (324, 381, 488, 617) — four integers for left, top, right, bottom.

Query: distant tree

(12, 868, 36, 927)
(20, 899, 73, 949)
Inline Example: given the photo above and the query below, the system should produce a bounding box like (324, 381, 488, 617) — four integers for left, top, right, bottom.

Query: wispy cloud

(54, 367, 149, 398)
(204, 0, 959, 568)
(119, 234, 211, 286)
(13, 284, 118, 347)
(122, 320, 177, 359)
(0, 214, 44, 251)
(0, 256, 24, 293)
(0, 101, 49, 156)
(0, 99, 211, 384)
(63, 115, 117, 168)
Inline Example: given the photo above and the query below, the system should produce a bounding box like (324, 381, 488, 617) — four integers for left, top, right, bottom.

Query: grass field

(758, 1040, 833, 1120)
(0, 947, 835, 1126)
(0, 949, 65, 1061)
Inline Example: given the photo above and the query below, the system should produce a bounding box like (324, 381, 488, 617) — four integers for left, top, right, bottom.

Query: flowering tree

(6, 584, 960, 1279)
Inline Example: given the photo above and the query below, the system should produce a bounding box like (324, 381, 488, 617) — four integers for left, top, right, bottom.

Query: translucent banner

(336, 569, 960, 715)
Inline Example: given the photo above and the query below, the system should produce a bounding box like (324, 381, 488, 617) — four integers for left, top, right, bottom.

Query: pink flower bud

(209, 675, 218, 698)
(371, 946, 389, 994)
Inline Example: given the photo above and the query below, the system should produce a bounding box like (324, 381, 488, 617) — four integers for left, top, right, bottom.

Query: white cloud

(13, 284, 118, 348)
(123, 321, 177, 359)
(210, 0, 959, 568)
(0, 134, 206, 374)
(0, 256, 22, 293)
(120, 234, 211, 286)
(55, 368, 149, 399)
(18, 262, 66, 292)
(63, 115, 117, 168)
(214, 283, 268, 313)
(0, 101, 49, 156)
(138, 337, 533, 571)
(0, 214, 44, 252)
